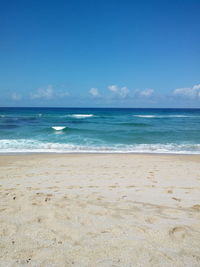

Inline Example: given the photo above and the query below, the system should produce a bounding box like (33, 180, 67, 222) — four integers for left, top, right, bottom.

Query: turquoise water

(0, 107, 200, 153)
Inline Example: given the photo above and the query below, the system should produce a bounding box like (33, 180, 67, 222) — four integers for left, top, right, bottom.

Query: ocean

(0, 107, 200, 154)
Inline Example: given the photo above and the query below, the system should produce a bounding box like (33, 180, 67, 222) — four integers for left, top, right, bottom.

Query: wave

(134, 115, 156, 118)
(133, 115, 192, 118)
(51, 126, 67, 131)
(40, 126, 99, 135)
(0, 139, 200, 154)
(167, 115, 189, 118)
(67, 114, 94, 118)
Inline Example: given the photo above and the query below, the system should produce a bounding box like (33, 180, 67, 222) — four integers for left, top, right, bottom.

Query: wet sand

(0, 154, 200, 266)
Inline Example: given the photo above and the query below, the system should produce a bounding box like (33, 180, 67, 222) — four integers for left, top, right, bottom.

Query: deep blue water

(0, 107, 200, 153)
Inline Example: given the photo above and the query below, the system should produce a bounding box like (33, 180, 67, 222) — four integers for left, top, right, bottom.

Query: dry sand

(0, 154, 200, 266)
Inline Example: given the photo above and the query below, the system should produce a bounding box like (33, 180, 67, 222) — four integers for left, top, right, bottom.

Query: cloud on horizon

(137, 88, 154, 98)
(89, 88, 100, 97)
(108, 85, 129, 98)
(4, 82, 200, 107)
(30, 85, 54, 99)
(30, 85, 69, 100)
(173, 84, 200, 99)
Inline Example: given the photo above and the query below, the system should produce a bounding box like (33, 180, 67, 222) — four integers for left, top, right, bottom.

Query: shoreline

(1, 151, 200, 156)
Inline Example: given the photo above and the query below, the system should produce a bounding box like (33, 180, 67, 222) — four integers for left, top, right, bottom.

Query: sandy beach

(0, 154, 200, 266)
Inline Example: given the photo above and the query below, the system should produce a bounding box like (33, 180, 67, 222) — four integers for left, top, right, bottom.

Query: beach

(0, 154, 200, 266)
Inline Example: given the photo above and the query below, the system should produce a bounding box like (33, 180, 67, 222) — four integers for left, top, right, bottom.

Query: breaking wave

(67, 114, 94, 118)
(133, 115, 192, 118)
(0, 139, 200, 154)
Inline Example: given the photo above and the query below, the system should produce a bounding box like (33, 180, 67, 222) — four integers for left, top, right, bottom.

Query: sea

(0, 107, 200, 154)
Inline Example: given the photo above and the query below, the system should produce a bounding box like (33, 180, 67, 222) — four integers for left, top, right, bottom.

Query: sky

(0, 0, 200, 107)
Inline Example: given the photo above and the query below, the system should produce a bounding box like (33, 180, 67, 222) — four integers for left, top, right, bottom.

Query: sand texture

(0, 154, 200, 266)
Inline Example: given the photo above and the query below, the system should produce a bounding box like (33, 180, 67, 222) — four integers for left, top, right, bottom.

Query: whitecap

(133, 115, 156, 118)
(52, 126, 66, 131)
(133, 114, 191, 118)
(69, 114, 94, 118)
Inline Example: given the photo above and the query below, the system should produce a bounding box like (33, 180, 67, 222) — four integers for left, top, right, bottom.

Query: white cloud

(120, 87, 129, 98)
(30, 85, 70, 100)
(108, 85, 118, 93)
(173, 84, 200, 98)
(11, 92, 21, 101)
(89, 88, 100, 97)
(139, 89, 154, 97)
(30, 85, 54, 99)
(108, 85, 129, 98)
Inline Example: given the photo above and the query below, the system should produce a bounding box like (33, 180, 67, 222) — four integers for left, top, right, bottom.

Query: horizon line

(0, 106, 200, 109)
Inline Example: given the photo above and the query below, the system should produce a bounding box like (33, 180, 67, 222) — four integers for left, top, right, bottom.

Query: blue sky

(0, 0, 199, 107)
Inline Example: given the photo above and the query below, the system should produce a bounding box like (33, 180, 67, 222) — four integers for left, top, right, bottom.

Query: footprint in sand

(192, 204, 200, 211)
(145, 217, 157, 224)
(169, 226, 188, 240)
(172, 197, 181, 202)
(167, 189, 173, 194)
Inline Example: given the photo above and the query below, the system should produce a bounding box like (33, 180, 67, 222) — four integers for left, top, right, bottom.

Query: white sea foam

(134, 115, 191, 118)
(167, 115, 188, 118)
(134, 115, 156, 118)
(0, 139, 200, 154)
(68, 114, 94, 118)
(52, 126, 66, 131)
